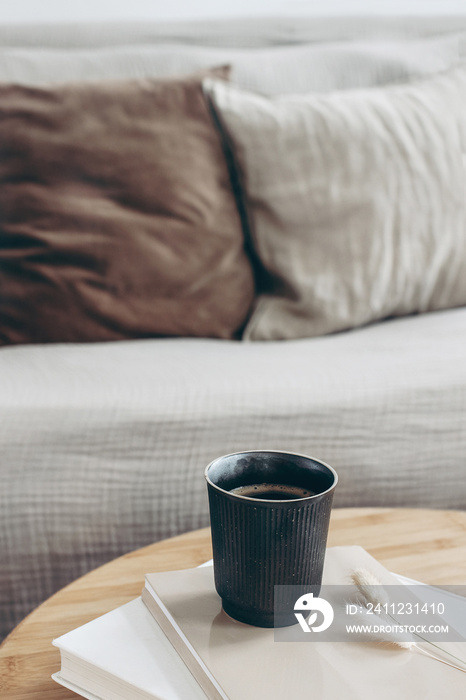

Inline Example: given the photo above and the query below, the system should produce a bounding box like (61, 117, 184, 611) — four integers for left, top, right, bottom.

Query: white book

(53, 547, 466, 700)
(52, 597, 207, 700)
(142, 547, 466, 700)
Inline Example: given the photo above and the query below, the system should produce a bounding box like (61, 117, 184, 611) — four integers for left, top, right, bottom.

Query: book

(142, 546, 466, 700)
(53, 547, 466, 700)
(52, 597, 206, 700)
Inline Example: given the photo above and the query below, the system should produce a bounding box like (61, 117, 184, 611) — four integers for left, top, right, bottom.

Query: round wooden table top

(1, 507, 466, 699)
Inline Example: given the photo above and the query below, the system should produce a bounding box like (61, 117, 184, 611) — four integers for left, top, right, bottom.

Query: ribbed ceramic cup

(205, 450, 338, 628)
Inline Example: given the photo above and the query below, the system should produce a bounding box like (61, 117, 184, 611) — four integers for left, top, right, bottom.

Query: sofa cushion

(0, 17, 465, 50)
(0, 34, 462, 93)
(205, 67, 466, 340)
(0, 67, 255, 345)
(1, 307, 466, 639)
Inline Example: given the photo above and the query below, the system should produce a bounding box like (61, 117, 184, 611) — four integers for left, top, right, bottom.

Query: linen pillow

(0, 68, 255, 345)
(0, 35, 462, 94)
(205, 68, 466, 340)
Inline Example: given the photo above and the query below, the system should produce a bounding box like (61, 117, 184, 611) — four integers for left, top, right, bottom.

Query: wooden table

(1, 507, 466, 698)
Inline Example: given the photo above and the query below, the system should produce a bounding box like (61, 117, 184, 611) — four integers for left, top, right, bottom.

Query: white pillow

(205, 67, 466, 340)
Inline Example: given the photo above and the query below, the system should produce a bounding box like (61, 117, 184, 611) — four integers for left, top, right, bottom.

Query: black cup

(205, 450, 338, 628)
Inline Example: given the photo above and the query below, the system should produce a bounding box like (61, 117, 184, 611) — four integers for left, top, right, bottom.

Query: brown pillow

(0, 67, 254, 345)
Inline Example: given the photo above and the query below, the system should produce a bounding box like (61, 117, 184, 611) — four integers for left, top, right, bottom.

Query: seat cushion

(1, 307, 466, 638)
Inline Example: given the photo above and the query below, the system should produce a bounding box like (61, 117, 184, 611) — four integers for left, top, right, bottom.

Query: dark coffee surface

(229, 483, 314, 500)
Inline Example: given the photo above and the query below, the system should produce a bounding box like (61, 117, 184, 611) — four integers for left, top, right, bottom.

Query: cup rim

(204, 449, 338, 503)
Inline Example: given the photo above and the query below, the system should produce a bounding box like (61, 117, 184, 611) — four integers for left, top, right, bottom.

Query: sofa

(1, 15, 466, 641)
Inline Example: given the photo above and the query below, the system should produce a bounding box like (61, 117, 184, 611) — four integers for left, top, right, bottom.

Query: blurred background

(3, 0, 466, 23)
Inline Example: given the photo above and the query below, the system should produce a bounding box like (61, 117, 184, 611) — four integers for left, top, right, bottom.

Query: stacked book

(52, 547, 466, 700)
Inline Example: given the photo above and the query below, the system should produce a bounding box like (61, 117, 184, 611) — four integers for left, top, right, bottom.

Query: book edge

(141, 584, 226, 700)
(52, 671, 102, 700)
